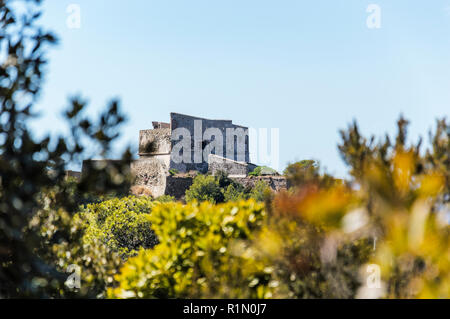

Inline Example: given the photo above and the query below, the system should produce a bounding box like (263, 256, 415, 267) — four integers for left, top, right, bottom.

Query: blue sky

(33, 0, 450, 176)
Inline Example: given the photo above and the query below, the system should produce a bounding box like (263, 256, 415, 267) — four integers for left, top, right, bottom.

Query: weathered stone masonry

(170, 112, 250, 174)
(82, 113, 286, 199)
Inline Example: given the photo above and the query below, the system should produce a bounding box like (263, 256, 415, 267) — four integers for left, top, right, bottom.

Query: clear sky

(33, 0, 450, 176)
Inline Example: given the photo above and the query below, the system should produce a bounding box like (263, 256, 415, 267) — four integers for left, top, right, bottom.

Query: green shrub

(185, 174, 224, 203)
(155, 195, 175, 202)
(249, 166, 279, 176)
(186, 173, 272, 203)
(50, 215, 124, 298)
(106, 196, 372, 299)
(283, 160, 336, 187)
(169, 168, 179, 176)
(30, 186, 123, 298)
(249, 167, 262, 176)
(79, 196, 158, 258)
(223, 184, 246, 202)
(248, 180, 271, 202)
(224, 180, 271, 202)
(108, 200, 269, 298)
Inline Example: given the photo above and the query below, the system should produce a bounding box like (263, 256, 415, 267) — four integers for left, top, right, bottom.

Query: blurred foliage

(338, 117, 449, 298)
(107, 200, 268, 298)
(0, 0, 130, 297)
(109, 185, 371, 299)
(283, 160, 339, 188)
(155, 195, 175, 203)
(29, 181, 123, 298)
(78, 196, 158, 258)
(425, 119, 450, 202)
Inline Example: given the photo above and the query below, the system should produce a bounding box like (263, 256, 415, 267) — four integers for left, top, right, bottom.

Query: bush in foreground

(108, 200, 269, 298)
(79, 196, 159, 258)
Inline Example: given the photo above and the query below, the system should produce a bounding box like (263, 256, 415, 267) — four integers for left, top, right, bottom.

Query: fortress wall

(81, 113, 281, 199)
(139, 128, 171, 156)
(231, 176, 289, 192)
(208, 154, 252, 177)
(170, 113, 249, 173)
(131, 155, 170, 197)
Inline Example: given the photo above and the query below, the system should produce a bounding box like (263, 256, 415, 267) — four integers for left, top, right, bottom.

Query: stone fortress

(83, 113, 287, 199)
